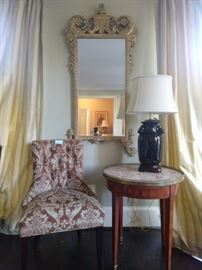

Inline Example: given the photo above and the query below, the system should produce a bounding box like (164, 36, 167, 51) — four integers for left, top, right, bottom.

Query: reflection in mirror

(78, 96, 125, 136)
(78, 39, 125, 91)
(66, 4, 136, 142)
(78, 38, 126, 137)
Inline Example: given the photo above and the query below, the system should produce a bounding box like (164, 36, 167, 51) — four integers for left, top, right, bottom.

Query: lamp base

(138, 119, 164, 174)
(138, 164, 161, 173)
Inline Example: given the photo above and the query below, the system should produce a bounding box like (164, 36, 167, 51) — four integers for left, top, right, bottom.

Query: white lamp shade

(101, 120, 108, 127)
(127, 75, 177, 114)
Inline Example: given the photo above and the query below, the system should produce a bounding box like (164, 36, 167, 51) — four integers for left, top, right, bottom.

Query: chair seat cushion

(20, 188, 105, 237)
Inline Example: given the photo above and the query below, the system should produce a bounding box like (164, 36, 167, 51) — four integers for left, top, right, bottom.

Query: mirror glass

(78, 39, 125, 137)
(66, 4, 136, 141)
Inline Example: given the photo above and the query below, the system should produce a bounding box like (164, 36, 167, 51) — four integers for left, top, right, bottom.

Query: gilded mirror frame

(65, 4, 136, 142)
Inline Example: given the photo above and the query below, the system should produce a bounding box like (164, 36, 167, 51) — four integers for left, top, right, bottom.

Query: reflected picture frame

(95, 111, 109, 127)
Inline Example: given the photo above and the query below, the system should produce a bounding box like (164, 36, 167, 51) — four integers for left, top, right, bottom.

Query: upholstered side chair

(19, 139, 105, 270)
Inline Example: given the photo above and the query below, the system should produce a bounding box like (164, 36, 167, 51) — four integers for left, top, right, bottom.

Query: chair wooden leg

(33, 235, 40, 250)
(96, 227, 104, 270)
(21, 237, 27, 270)
(33, 235, 42, 269)
(77, 230, 82, 241)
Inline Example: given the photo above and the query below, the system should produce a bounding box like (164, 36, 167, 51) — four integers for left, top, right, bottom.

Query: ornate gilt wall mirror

(65, 4, 136, 142)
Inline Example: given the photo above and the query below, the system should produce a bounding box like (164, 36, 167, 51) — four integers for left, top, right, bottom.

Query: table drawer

(125, 186, 170, 199)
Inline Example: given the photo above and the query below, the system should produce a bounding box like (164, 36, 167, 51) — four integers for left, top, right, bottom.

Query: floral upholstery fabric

(20, 188, 104, 237)
(20, 140, 105, 238)
(22, 140, 95, 206)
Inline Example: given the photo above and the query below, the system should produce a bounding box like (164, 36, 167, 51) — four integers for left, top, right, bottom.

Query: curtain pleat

(156, 0, 202, 258)
(0, 0, 43, 233)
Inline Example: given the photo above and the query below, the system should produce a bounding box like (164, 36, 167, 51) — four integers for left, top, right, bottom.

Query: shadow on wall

(83, 141, 124, 204)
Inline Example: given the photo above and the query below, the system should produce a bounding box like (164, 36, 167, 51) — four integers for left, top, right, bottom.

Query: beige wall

(42, 0, 157, 206)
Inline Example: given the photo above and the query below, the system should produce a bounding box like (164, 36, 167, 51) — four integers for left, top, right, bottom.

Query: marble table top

(103, 164, 184, 186)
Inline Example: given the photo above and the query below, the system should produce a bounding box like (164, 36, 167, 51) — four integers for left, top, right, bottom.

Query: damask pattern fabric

(22, 140, 95, 206)
(20, 189, 104, 237)
(20, 140, 104, 238)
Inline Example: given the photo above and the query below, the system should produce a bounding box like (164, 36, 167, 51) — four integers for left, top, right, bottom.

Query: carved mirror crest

(65, 4, 136, 142)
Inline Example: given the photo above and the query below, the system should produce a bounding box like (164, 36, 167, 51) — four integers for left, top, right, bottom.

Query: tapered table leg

(165, 185, 177, 270)
(160, 199, 166, 248)
(112, 193, 121, 270)
(119, 196, 123, 244)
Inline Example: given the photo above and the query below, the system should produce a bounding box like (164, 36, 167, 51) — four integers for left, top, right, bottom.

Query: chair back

(23, 139, 85, 205)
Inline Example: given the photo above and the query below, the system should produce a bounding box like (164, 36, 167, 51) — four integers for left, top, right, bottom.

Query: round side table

(103, 164, 184, 270)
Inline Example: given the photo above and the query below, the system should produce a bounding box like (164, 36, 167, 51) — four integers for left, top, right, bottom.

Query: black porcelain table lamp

(127, 75, 177, 173)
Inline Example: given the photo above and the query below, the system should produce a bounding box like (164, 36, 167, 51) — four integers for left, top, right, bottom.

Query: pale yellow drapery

(0, 0, 43, 233)
(156, 0, 202, 258)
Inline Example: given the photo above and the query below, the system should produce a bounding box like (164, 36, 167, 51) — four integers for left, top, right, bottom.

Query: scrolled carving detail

(67, 15, 135, 36)
(65, 5, 136, 73)
(68, 16, 94, 35)
(121, 128, 136, 157)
